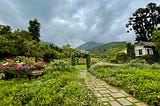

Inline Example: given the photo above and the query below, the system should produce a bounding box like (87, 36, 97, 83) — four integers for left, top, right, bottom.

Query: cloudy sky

(0, 0, 159, 48)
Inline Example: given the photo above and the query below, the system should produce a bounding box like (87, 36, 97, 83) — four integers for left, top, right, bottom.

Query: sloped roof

(134, 41, 155, 47)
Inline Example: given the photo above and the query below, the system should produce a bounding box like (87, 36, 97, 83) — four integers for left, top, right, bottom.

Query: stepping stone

(94, 87, 107, 91)
(108, 97, 115, 101)
(99, 90, 110, 94)
(109, 88, 119, 93)
(111, 93, 126, 98)
(80, 71, 148, 106)
(102, 93, 110, 97)
(135, 103, 148, 106)
(95, 93, 103, 98)
(117, 98, 132, 106)
(126, 97, 140, 103)
(98, 97, 109, 102)
(109, 101, 122, 106)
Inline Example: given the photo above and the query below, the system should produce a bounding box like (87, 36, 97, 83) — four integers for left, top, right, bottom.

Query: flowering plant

(0, 56, 45, 78)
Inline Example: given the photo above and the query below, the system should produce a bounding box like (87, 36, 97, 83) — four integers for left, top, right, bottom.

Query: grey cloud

(0, 0, 159, 48)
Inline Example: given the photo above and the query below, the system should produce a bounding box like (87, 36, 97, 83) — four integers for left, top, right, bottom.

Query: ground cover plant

(0, 61, 102, 106)
(89, 62, 160, 106)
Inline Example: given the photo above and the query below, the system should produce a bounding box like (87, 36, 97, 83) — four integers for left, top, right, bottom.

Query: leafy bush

(45, 60, 70, 73)
(110, 58, 118, 63)
(89, 63, 160, 106)
(116, 52, 128, 63)
(0, 64, 102, 106)
(141, 55, 154, 64)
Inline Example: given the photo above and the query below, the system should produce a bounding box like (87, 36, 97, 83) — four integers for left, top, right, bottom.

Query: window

(138, 49, 143, 55)
(147, 49, 150, 55)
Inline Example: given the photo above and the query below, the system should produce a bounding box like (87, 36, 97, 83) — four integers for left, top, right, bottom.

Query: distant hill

(76, 41, 104, 50)
(88, 41, 127, 53)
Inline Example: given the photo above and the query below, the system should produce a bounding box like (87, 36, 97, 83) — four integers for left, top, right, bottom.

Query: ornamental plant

(0, 56, 45, 79)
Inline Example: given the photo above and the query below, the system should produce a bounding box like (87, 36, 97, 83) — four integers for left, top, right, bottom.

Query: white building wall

(135, 45, 144, 56)
(144, 48, 153, 55)
(135, 45, 153, 56)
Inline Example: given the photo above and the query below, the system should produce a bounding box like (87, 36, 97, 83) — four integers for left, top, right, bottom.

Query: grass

(75, 65, 87, 70)
(0, 63, 102, 106)
(89, 63, 160, 106)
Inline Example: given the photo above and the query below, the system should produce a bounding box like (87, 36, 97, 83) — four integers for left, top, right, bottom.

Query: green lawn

(89, 63, 160, 106)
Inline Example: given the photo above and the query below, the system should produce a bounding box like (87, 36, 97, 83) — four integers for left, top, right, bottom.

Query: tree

(126, 3, 160, 41)
(127, 43, 135, 59)
(28, 18, 41, 42)
(0, 25, 11, 35)
(152, 29, 160, 54)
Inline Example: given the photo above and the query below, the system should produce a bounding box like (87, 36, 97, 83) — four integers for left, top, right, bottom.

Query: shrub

(89, 63, 160, 106)
(110, 58, 118, 63)
(46, 60, 70, 72)
(116, 52, 128, 63)
(0, 56, 45, 79)
(0, 65, 101, 106)
(141, 55, 154, 64)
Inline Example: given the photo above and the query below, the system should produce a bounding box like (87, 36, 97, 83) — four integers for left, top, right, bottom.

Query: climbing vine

(71, 51, 91, 69)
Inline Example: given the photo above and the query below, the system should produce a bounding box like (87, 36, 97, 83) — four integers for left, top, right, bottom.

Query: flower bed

(0, 56, 45, 79)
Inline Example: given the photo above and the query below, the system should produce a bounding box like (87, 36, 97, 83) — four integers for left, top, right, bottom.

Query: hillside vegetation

(76, 41, 104, 50)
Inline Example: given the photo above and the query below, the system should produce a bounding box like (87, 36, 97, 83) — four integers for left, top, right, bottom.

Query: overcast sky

(0, 0, 159, 48)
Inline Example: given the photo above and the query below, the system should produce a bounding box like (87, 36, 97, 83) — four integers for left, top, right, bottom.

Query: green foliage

(88, 41, 127, 54)
(86, 53, 91, 69)
(126, 3, 160, 41)
(0, 57, 45, 79)
(110, 58, 118, 63)
(71, 51, 91, 69)
(71, 53, 76, 66)
(127, 43, 135, 59)
(89, 63, 160, 106)
(28, 18, 40, 42)
(45, 60, 70, 72)
(152, 29, 160, 54)
(140, 55, 154, 64)
(116, 52, 128, 63)
(0, 25, 11, 35)
(0, 63, 101, 106)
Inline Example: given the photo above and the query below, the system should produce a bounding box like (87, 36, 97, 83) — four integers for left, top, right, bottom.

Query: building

(134, 41, 155, 57)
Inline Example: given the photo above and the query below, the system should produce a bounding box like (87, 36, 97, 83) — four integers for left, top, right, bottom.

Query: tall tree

(28, 18, 41, 42)
(126, 3, 160, 42)
(0, 25, 11, 35)
(152, 29, 160, 53)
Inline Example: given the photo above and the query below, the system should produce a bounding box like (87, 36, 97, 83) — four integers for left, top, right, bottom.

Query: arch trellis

(71, 51, 91, 69)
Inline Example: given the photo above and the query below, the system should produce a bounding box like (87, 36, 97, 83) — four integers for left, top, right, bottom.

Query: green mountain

(77, 41, 127, 56)
(88, 41, 127, 53)
(76, 41, 104, 50)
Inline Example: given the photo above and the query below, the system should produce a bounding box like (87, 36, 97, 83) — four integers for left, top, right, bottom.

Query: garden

(0, 57, 102, 106)
(89, 61, 160, 106)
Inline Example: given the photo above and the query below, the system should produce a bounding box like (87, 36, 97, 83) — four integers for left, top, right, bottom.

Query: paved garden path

(80, 70, 148, 106)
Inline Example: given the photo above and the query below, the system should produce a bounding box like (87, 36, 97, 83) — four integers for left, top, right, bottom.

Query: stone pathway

(80, 70, 148, 106)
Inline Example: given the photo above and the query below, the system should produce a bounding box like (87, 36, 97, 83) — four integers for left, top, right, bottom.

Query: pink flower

(16, 64, 24, 70)
(0, 64, 4, 69)
(28, 66, 34, 70)
(37, 61, 45, 67)
(8, 63, 13, 67)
